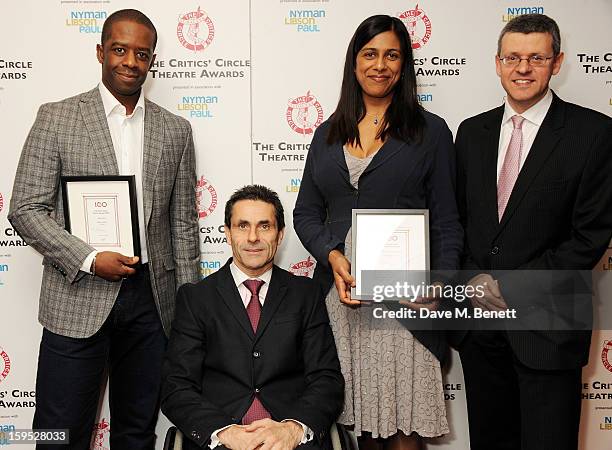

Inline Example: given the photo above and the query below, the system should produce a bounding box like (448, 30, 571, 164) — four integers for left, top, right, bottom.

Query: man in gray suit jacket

(8, 9, 199, 449)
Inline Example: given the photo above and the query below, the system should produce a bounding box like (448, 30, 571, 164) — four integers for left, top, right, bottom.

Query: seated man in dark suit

(162, 185, 344, 450)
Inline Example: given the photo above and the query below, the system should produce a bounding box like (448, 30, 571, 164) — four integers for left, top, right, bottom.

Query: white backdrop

(1, 1, 611, 449)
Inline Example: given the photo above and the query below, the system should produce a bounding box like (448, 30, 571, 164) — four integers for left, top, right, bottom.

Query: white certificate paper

(351, 210, 429, 300)
(62, 176, 140, 257)
(83, 195, 120, 246)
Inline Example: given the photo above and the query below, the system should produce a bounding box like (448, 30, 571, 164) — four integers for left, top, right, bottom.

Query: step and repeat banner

(1, 1, 611, 449)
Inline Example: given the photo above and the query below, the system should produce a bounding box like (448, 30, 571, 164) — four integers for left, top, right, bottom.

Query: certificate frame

(61, 175, 141, 258)
(351, 209, 430, 301)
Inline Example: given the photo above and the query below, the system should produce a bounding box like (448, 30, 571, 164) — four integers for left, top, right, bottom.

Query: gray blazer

(9, 87, 200, 338)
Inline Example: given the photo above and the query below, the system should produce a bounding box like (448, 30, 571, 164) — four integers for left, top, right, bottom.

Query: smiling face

(96, 19, 156, 111)
(355, 30, 403, 103)
(224, 200, 284, 277)
(496, 31, 563, 113)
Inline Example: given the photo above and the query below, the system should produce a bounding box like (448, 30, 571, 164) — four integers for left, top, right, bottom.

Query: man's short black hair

(101, 9, 157, 50)
(224, 185, 285, 231)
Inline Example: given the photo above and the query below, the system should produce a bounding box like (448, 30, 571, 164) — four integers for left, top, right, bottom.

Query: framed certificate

(351, 209, 429, 301)
(61, 176, 141, 258)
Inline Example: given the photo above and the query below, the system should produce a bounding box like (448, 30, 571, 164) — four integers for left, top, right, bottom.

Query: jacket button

(490, 246, 499, 255)
(191, 430, 201, 440)
(255, 388, 260, 393)
(253, 351, 260, 358)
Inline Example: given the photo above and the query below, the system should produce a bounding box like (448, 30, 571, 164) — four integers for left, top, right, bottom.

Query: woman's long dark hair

(327, 15, 425, 147)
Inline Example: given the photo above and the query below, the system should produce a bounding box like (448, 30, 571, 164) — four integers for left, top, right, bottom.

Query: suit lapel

(79, 88, 118, 175)
(497, 95, 565, 232)
(216, 263, 256, 340)
(142, 100, 164, 225)
(361, 137, 406, 177)
(481, 107, 504, 236)
(255, 265, 288, 342)
(329, 142, 351, 185)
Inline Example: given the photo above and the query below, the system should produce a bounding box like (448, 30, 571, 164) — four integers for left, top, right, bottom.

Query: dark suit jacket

(161, 261, 344, 449)
(455, 92, 612, 369)
(293, 112, 463, 363)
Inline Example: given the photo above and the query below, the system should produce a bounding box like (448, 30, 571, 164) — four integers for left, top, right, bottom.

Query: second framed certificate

(351, 209, 429, 301)
(61, 175, 141, 258)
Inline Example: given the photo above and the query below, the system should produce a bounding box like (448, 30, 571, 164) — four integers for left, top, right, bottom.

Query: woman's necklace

(365, 111, 383, 125)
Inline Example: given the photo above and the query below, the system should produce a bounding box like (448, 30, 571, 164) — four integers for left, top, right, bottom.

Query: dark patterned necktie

(242, 279, 271, 424)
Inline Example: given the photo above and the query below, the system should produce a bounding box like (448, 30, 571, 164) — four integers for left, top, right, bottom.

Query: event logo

(602, 340, 612, 373)
(196, 176, 218, 219)
(91, 418, 110, 450)
(178, 95, 218, 119)
(0, 59, 33, 80)
(288, 256, 316, 278)
(577, 52, 612, 74)
(417, 93, 432, 103)
(200, 260, 221, 279)
(200, 224, 228, 245)
(398, 4, 432, 50)
(177, 7, 215, 52)
(0, 424, 15, 445)
(65, 10, 106, 33)
(1, 227, 27, 248)
(286, 91, 324, 136)
(284, 9, 326, 32)
(502, 6, 544, 22)
(0, 347, 10, 384)
(286, 178, 301, 193)
(0, 263, 7, 287)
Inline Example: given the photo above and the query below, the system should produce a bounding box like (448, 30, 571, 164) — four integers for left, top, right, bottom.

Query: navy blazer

(293, 111, 463, 362)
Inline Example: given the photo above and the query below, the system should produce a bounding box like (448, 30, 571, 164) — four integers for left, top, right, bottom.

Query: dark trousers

(33, 266, 167, 450)
(459, 330, 582, 450)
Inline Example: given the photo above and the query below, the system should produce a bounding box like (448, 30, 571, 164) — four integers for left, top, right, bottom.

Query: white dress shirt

(81, 83, 149, 273)
(497, 89, 553, 183)
(208, 263, 313, 448)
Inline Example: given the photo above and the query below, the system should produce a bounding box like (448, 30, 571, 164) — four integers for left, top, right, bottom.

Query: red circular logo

(288, 256, 316, 278)
(177, 7, 215, 52)
(196, 176, 218, 219)
(0, 346, 11, 384)
(398, 5, 432, 49)
(602, 340, 612, 373)
(286, 91, 324, 136)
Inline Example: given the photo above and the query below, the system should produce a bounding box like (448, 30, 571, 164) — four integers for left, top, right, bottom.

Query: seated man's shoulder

(281, 268, 322, 297)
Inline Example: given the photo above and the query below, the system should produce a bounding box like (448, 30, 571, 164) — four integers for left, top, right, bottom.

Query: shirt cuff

(282, 419, 313, 444)
(209, 424, 234, 449)
(80, 251, 98, 274)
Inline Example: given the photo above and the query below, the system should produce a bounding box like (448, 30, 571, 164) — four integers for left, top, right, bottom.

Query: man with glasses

(453, 14, 612, 450)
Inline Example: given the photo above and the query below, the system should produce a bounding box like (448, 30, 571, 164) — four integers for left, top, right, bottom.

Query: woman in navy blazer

(293, 15, 462, 450)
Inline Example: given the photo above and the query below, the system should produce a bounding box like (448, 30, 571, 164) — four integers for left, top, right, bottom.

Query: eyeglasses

(498, 55, 554, 67)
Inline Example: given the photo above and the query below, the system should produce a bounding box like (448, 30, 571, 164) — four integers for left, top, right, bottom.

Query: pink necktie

(242, 279, 271, 425)
(497, 115, 525, 221)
